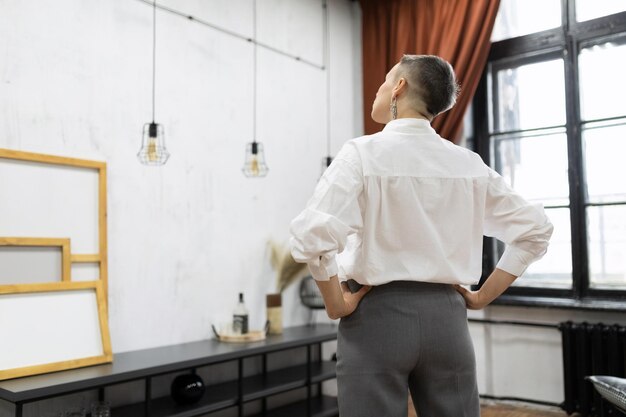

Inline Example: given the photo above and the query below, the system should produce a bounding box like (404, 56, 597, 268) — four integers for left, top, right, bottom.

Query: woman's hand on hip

(316, 275, 371, 320)
(454, 285, 487, 310)
(454, 269, 518, 310)
(340, 281, 372, 317)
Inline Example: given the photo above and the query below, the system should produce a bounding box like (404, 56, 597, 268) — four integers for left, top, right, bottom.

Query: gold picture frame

(0, 237, 71, 283)
(0, 148, 108, 299)
(0, 280, 113, 380)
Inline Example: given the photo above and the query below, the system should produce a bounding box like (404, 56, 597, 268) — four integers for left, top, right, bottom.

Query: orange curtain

(360, 0, 500, 142)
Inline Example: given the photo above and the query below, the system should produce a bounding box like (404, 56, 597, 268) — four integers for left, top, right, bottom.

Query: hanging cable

(253, 0, 257, 143)
(135, 0, 324, 70)
(151, 0, 156, 123)
(324, 0, 330, 159)
(322, 0, 333, 170)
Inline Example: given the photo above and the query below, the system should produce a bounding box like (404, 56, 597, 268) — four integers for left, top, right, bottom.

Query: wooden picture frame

(0, 281, 112, 380)
(0, 148, 108, 300)
(0, 237, 71, 284)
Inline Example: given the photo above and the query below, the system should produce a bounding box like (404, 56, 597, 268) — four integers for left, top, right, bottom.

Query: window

(460, 104, 474, 150)
(576, 0, 626, 22)
(474, 1, 626, 304)
(491, 0, 561, 42)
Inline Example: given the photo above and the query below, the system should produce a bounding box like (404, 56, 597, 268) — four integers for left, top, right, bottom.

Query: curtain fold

(360, 0, 500, 142)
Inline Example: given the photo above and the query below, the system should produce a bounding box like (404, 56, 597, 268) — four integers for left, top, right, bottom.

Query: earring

(390, 97, 398, 120)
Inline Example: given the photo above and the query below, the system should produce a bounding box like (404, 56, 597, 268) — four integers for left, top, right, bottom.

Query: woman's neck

(396, 110, 431, 122)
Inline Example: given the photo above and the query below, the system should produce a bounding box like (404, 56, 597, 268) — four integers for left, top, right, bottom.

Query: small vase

(171, 372, 206, 405)
(266, 293, 283, 334)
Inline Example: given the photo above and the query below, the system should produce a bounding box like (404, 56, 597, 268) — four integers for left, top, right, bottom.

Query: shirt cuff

(307, 256, 338, 281)
(496, 246, 533, 277)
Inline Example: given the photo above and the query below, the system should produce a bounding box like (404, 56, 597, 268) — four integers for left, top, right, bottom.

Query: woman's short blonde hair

(398, 55, 459, 117)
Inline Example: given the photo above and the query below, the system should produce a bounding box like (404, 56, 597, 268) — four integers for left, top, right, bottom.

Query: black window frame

(473, 0, 626, 310)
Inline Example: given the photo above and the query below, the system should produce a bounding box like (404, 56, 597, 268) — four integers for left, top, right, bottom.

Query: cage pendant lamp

(321, 0, 332, 176)
(242, 0, 268, 177)
(137, 0, 170, 166)
(243, 141, 268, 177)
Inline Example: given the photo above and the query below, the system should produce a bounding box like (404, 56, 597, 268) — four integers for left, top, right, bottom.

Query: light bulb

(250, 155, 260, 176)
(147, 136, 158, 162)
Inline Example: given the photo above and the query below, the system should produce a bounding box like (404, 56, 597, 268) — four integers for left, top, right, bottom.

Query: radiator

(560, 321, 626, 416)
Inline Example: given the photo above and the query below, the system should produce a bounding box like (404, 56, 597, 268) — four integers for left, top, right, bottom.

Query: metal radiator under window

(468, 318, 626, 415)
(560, 321, 626, 417)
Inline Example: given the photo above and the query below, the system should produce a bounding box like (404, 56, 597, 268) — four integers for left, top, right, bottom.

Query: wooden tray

(211, 322, 269, 343)
(216, 330, 266, 343)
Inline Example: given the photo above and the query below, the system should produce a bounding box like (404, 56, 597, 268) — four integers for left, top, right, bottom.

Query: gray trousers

(337, 280, 479, 417)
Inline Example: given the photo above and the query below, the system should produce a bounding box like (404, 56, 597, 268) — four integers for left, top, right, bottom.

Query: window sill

(492, 294, 626, 312)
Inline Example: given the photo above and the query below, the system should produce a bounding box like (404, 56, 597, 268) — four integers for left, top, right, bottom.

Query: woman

(290, 55, 553, 417)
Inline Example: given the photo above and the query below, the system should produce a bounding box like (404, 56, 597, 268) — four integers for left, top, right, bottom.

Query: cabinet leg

(317, 342, 323, 397)
(238, 358, 244, 417)
(144, 377, 152, 417)
(15, 403, 22, 417)
(307, 345, 312, 417)
(98, 387, 105, 402)
(262, 354, 267, 414)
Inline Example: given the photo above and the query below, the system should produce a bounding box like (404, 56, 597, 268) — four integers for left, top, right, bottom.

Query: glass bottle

(233, 293, 249, 334)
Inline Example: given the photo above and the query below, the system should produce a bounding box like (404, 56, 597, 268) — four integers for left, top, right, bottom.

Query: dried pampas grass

(268, 240, 307, 293)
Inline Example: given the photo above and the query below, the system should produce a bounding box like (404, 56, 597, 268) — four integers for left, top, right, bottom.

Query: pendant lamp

(242, 0, 268, 177)
(321, 156, 333, 174)
(138, 0, 170, 166)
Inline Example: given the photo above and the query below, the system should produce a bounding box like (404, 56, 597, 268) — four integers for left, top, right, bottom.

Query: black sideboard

(0, 324, 339, 417)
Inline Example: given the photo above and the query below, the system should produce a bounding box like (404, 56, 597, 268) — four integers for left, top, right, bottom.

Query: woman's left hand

(340, 281, 371, 317)
(316, 276, 371, 319)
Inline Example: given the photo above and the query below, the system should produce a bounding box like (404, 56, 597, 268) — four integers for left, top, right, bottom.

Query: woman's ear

(392, 77, 408, 97)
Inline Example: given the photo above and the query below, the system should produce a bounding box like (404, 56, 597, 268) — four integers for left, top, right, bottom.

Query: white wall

(0, 0, 360, 413)
(0, 0, 361, 354)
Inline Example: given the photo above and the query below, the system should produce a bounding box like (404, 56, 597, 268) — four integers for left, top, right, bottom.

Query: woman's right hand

(454, 268, 518, 310)
(454, 285, 487, 310)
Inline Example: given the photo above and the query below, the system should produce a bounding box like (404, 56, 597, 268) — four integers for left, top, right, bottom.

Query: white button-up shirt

(290, 118, 553, 286)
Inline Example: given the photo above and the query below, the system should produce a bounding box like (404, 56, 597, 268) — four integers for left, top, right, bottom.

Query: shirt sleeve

(289, 143, 364, 281)
(484, 167, 554, 277)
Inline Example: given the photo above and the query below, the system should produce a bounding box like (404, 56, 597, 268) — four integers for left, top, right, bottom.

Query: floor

(406, 398, 568, 417)
(481, 403, 569, 417)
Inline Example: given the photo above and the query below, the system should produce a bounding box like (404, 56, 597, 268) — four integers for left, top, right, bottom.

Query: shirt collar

(382, 118, 436, 135)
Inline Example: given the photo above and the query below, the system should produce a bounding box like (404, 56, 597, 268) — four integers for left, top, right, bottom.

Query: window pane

(493, 130, 569, 206)
(579, 42, 626, 121)
(576, 0, 626, 22)
(588, 205, 626, 289)
(461, 104, 474, 150)
(491, 0, 561, 41)
(583, 122, 626, 204)
(512, 208, 572, 288)
(495, 60, 566, 132)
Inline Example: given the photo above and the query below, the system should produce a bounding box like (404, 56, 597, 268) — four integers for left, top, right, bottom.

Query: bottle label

(233, 314, 249, 334)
